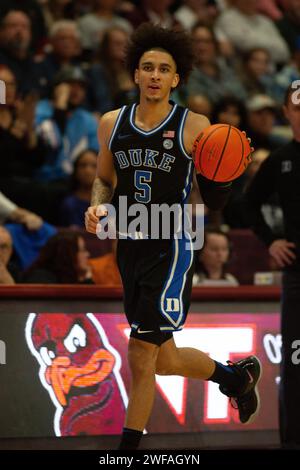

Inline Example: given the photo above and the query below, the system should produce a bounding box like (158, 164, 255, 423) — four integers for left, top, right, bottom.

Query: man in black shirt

(246, 85, 300, 448)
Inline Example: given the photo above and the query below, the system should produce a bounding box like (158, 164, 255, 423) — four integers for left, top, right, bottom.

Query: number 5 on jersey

(134, 170, 152, 203)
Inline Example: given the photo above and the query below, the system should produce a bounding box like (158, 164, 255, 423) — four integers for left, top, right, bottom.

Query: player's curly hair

(126, 23, 195, 83)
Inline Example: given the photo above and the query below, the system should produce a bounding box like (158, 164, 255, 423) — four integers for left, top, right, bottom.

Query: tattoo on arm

(91, 177, 114, 206)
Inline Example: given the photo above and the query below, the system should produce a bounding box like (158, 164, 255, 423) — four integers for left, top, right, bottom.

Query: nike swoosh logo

(137, 328, 154, 334)
(159, 252, 167, 258)
(117, 133, 132, 140)
(246, 369, 254, 383)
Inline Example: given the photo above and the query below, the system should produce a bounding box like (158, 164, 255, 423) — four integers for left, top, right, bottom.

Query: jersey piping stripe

(160, 236, 179, 327)
(182, 160, 193, 202)
(178, 233, 194, 318)
(129, 103, 178, 135)
(108, 105, 127, 150)
(159, 233, 193, 328)
(178, 108, 192, 160)
(160, 326, 184, 332)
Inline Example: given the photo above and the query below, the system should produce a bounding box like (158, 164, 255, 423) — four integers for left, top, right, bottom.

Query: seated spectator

(174, 0, 218, 31)
(215, 0, 290, 65)
(211, 96, 247, 129)
(88, 26, 137, 113)
(0, 225, 21, 284)
(77, 0, 132, 53)
(0, 65, 43, 180)
(275, 36, 300, 104)
(124, 0, 179, 29)
(0, 190, 43, 229)
(5, 220, 57, 270)
(35, 65, 99, 181)
(88, 240, 121, 285)
(257, 0, 283, 20)
(35, 20, 84, 99)
(237, 48, 278, 100)
(40, 0, 77, 32)
(245, 94, 287, 151)
(186, 94, 212, 119)
(0, 0, 46, 50)
(23, 230, 94, 283)
(184, 23, 247, 105)
(0, 9, 42, 95)
(276, 0, 300, 54)
(0, 65, 54, 218)
(193, 228, 239, 286)
(60, 149, 97, 228)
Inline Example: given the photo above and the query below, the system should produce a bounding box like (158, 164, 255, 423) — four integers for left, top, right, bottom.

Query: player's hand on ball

(242, 131, 254, 164)
(192, 124, 253, 182)
(85, 205, 108, 234)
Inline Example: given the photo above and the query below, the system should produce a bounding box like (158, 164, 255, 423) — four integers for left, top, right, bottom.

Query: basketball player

(85, 23, 261, 450)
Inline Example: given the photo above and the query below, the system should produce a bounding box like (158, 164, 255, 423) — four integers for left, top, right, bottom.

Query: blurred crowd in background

(0, 0, 299, 286)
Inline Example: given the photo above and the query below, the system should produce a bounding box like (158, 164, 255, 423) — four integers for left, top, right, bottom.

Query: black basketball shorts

(116, 234, 195, 346)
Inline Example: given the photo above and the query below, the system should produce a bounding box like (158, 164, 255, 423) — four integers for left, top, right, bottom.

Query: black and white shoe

(220, 355, 262, 424)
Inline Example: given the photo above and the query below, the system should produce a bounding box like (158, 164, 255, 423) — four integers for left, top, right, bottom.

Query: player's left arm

(183, 111, 232, 210)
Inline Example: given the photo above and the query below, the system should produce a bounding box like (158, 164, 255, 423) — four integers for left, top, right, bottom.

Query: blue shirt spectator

(35, 66, 99, 181)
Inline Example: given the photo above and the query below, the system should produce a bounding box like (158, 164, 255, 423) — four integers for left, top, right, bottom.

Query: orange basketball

(192, 124, 252, 182)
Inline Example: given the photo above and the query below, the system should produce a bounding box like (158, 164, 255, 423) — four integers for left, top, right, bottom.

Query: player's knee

(128, 340, 158, 376)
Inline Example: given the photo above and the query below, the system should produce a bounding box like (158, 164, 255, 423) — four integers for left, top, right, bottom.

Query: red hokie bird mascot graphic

(25, 313, 127, 436)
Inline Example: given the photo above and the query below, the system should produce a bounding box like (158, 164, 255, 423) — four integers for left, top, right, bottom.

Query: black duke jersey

(109, 101, 194, 239)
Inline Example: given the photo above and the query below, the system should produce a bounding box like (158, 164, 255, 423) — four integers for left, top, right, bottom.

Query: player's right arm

(85, 109, 119, 234)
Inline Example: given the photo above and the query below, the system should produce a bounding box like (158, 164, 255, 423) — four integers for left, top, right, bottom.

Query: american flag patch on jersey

(163, 130, 175, 138)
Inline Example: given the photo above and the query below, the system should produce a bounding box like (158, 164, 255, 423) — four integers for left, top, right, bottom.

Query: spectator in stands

(193, 228, 239, 286)
(186, 94, 212, 118)
(237, 48, 278, 100)
(88, 26, 137, 114)
(88, 239, 122, 285)
(211, 96, 247, 129)
(0, 65, 54, 218)
(77, 0, 132, 53)
(40, 0, 77, 32)
(276, 0, 300, 54)
(0, 191, 43, 229)
(257, 0, 283, 20)
(124, 0, 180, 30)
(0, 225, 20, 284)
(35, 65, 99, 182)
(275, 36, 300, 104)
(0, 10, 40, 94)
(60, 149, 97, 227)
(0, 0, 46, 50)
(24, 230, 94, 283)
(184, 23, 247, 105)
(245, 94, 285, 151)
(35, 20, 83, 98)
(215, 0, 290, 65)
(174, 0, 218, 31)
